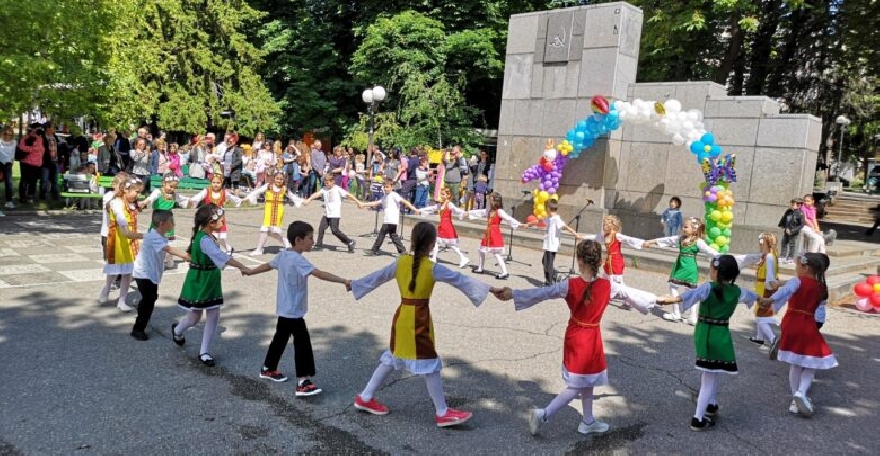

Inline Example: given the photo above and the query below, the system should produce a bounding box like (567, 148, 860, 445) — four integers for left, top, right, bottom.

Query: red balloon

(542, 163, 552, 172)
(526, 215, 537, 223)
(867, 275, 880, 285)
(872, 293, 880, 308)
(854, 282, 875, 297)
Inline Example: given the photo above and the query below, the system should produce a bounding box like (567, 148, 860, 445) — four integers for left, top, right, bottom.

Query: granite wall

(496, 2, 821, 253)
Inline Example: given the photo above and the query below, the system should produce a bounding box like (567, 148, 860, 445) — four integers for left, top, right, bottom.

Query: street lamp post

(835, 115, 850, 182)
(362, 85, 386, 169)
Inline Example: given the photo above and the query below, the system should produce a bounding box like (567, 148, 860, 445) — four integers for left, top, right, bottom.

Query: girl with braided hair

(468, 192, 522, 280)
(493, 239, 615, 436)
(349, 221, 492, 427)
(656, 255, 760, 431)
(759, 252, 836, 418)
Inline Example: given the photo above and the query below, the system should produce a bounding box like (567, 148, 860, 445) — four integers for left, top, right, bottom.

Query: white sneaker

(788, 400, 798, 414)
(686, 319, 696, 326)
(577, 419, 609, 435)
(5, 201, 14, 209)
(459, 257, 470, 269)
(794, 392, 813, 417)
(528, 408, 544, 436)
(249, 249, 264, 256)
(117, 301, 133, 312)
(662, 313, 682, 322)
(98, 289, 110, 304)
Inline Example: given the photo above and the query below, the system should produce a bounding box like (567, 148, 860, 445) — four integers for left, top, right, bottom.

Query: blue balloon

(575, 131, 585, 141)
(592, 113, 603, 122)
(605, 111, 620, 122)
(608, 119, 622, 130)
(701, 133, 715, 146)
(690, 141, 705, 155)
(566, 130, 576, 141)
(582, 137, 595, 148)
(709, 145, 722, 158)
(696, 152, 709, 164)
(577, 120, 588, 131)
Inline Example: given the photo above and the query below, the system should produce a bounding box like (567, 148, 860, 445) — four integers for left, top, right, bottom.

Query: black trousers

(780, 232, 798, 260)
(542, 251, 557, 283)
(372, 223, 405, 253)
(317, 216, 351, 246)
(263, 316, 315, 377)
(133, 278, 158, 332)
(18, 163, 41, 201)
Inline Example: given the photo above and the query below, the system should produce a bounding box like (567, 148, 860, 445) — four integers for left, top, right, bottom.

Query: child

(98, 172, 129, 290)
(661, 197, 683, 237)
(527, 201, 584, 285)
(474, 174, 489, 210)
(361, 178, 419, 256)
(419, 187, 469, 268)
(655, 255, 760, 431)
(468, 192, 521, 280)
(349, 222, 491, 427)
(171, 204, 251, 366)
(778, 198, 805, 263)
(130, 210, 190, 341)
(99, 177, 145, 312)
(248, 171, 304, 256)
(370, 174, 384, 204)
(760, 253, 836, 417)
(143, 172, 191, 268)
(303, 174, 360, 253)
(492, 240, 614, 436)
(189, 173, 243, 253)
(354, 153, 367, 200)
(800, 195, 825, 254)
(746, 234, 780, 348)
(244, 221, 351, 395)
(643, 217, 719, 325)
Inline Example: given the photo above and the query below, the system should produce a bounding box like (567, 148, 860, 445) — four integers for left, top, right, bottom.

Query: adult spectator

(221, 132, 243, 192)
(97, 135, 115, 175)
(401, 147, 419, 204)
(17, 123, 45, 204)
(443, 146, 467, 205)
(0, 126, 16, 208)
(367, 146, 383, 183)
(40, 121, 61, 201)
(131, 137, 152, 193)
(189, 136, 207, 179)
(308, 140, 326, 194)
(215, 130, 231, 161)
(205, 132, 217, 157)
(328, 146, 347, 186)
(114, 129, 131, 172)
(384, 148, 402, 190)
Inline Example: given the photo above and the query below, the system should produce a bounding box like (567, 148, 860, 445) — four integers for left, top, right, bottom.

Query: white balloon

(668, 120, 682, 132)
(677, 111, 688, 121)
(663, 99, 682, 114)
(672, 133, 686, 146)
(612, 100, 626, 111)
(688, 130, 702, 141)
(688, 109, 702, 122)
(682, 120, 694, 131)
(544, 148, 558, 161)
(660, 117, 672, 127)
(694, 121, 705, 130)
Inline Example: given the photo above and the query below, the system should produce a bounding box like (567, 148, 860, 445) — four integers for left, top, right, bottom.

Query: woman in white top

(1, 126, 17, 209)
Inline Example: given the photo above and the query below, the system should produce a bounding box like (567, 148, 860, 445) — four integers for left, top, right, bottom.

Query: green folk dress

(178, 231, 224, 310)
(681, 282, 758, 373)
(670, 240, 700, 287)
(148, 190, 184, 237)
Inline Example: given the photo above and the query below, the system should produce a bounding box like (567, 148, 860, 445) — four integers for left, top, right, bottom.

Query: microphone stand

(505, 191, 534, 266)
(560, 199, 595, 280)
(360, 198, 381, 238)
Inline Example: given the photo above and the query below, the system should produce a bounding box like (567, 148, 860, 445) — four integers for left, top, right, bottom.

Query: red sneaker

(435, 408, 472, 427)
(354, 395, 390, 415)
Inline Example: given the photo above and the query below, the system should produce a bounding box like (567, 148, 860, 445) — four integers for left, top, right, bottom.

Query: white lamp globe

(362, 89, 374, 104)
(372, 86, 386, 102)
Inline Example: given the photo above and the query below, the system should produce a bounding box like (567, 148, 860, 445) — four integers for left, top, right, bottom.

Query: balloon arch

(521, 96, 738, 253)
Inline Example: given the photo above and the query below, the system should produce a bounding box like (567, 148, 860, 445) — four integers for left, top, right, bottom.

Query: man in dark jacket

(39, 121, 61, 200)
(778, 198, 805, 263)
(114, 129, 131, 173)
(221, 132, 243, 194)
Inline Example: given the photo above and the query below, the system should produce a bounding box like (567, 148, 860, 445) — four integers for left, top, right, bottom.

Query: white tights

(695, 372, 719, 419)
(788, 365, 816, 395)
(542, 387, 595, 424)
(755, 321, 776, 343)
(256, 231, 290, 251)
(101, 273, 132, 304)
(360, 363, 449, 416)
(669, 283, 698, 323)
(477, 251, 508, 275)
(430, 242, 467, 264)
(174, 308, 221, 355)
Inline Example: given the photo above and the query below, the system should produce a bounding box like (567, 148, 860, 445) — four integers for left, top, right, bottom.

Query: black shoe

(471, 265, 484, 274)
(495, 273, 509, 280)
(171, 323, 185, 346)
(705, 404, 719, 417)
(748, 337, 765, 345)
(348, 240, 356, 253)
(690, 416, 715, 431)
(364, 249, 380, 256)
(199, 353, 216, 367)
(130, 330, 148, 341)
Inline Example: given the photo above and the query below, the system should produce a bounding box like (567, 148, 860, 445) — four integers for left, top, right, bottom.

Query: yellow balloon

(709, 210, 722, 221)
(715, 236, 728, 246)
(704, 145, 712, 153)
(721, 210, 734, 222)
(717, 220, 732, 229)
(539, 191, 550, 201)
(709, 243, 720, 252)
(874, 283, 880, 293)
(533, 189, 540, 196)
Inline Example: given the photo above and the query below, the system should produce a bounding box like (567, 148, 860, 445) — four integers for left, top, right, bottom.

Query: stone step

(827, 271, 878, 302)
(823, 215, 876, 224)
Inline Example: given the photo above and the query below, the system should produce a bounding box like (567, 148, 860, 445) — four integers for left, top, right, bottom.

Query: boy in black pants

(245, 221, 352, 396)
(130, 210, 190, 340)
(360, 178, 420, 255)
(777, 198, 805, 264)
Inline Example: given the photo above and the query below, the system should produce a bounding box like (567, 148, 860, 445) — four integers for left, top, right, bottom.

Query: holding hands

(491, 287, 513, 301)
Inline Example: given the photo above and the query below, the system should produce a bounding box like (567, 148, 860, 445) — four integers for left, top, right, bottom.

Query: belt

(189, 262, 218, 271)
(698, 316, 729, 326)
(679, 253, 697, 258)
(401, 298, 430, 306)
(790, 309, 815, 317)
(570, 317, 599, 328)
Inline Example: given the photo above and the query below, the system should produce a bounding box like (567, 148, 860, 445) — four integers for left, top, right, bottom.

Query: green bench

(61, 175, 209, 209)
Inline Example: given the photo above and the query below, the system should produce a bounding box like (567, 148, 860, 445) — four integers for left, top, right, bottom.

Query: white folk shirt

(380, 191, 404, 224)
(543, 214, 567, 253)
(321, 186, 349, 218)
(133, 230, 170, 284)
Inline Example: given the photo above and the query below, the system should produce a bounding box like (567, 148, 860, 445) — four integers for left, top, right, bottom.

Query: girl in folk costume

(143, 172, 191, 267)
(656, 255, 760, 431)
(247, 171, 303, 255)
(350, 222, 491, 427)
(643, 217, 719, 325)
(745, 233, 781, 348)
(760, 253, 836, 417)
(418, 187, 470, 268)
(588, 215, 657, 312)
(188, 173, 243, 253)
(493, 240, 615, 436)
(171, 204, 251, 367)
(468, 192, 521, 280)
(99, 177, 145, 312)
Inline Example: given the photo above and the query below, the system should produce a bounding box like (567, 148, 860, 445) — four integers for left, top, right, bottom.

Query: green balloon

(709, 227, 721, 237)
(720, 245, 730, 253)
(722, 228, 732, 237)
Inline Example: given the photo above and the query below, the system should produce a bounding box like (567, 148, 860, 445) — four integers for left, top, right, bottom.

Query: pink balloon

(855, 298, 873, 311)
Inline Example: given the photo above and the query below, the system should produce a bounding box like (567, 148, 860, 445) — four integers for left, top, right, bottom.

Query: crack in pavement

(614, 354, 696, 395)
(718, 422, 763, 452)
(445, 349, 561, 366)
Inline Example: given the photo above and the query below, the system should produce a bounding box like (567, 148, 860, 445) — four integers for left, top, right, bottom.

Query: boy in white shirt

(245, 221, 352, 396)
(360, 178, 420, 255)
(303, 174, 361, 252)
(528, 201, 584, 286)
(130, 210, 190, 341)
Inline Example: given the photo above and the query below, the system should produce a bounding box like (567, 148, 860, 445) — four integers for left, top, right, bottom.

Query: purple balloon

(538, 182, 546, 191)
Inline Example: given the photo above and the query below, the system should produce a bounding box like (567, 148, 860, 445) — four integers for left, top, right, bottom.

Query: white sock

(788, 365, 803, 395)
(176, 310, 202, 335)
(430, 243, 439, 262)
(493, 253, 508, 275)
(669, 284, 682, 318)
(268, 232, 285, 247)
(200, 308, 220, 355)
(797, 368, 816, 395)
(117, 274, 132, 304)
(544, 387, 581, 420)
(255, 232, 268, 251)
(478, 251, 486, 270)
(360, 363, 394, 401)
(689, 303, 699, 323)
(580, 387, 595, 424)
(694, 372, 718, 419)
(758, 321, 775, 343)
(424, 372, 448, 417)
(100, 275, 113, 298)
(451, 245, 467, 262)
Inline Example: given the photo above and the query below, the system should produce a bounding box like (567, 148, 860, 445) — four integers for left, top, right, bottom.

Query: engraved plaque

(544, 12, 573, 63)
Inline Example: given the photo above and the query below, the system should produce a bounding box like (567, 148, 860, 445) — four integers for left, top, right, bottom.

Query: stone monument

(495, 1, 821, 253)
